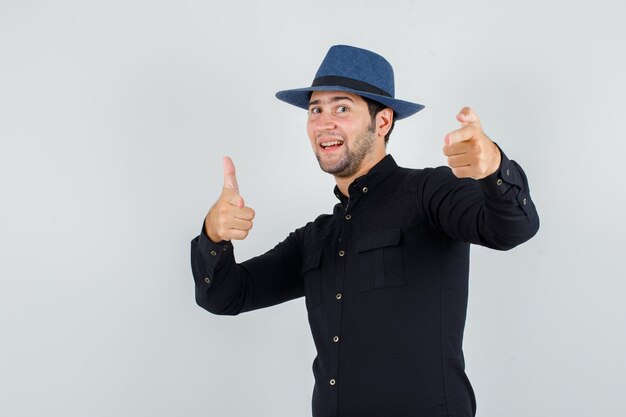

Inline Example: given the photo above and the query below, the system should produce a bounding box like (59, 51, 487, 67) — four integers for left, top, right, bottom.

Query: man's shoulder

(396, 164, 451, 176)
(310, 213, 334, 233)
(393, 164, 456, 187)
(293, 213, 334, 241)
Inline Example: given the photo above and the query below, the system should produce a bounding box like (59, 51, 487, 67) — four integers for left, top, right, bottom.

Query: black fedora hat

(275, 45, 425, 120)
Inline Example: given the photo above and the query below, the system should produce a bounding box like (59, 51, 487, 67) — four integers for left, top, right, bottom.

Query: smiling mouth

(320, 139, 344, 150)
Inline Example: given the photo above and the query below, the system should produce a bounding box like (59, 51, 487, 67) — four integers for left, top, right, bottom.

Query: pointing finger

(444, 124, 476, 146)
(223, 156, 239, 192)
(456, 107, 480, 126)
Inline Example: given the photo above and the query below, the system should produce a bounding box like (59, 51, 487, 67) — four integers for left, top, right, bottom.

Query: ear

(376, 108, 394, 138)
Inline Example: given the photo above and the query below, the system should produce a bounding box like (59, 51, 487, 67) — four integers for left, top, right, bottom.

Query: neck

(335, 152, 386, 197)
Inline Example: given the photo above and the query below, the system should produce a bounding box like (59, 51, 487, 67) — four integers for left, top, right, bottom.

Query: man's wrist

(204, 217, 223, 244)
(486, 143, 502, 178)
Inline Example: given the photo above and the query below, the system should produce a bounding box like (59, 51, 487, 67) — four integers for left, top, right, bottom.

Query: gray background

(1, 0, 624, 416)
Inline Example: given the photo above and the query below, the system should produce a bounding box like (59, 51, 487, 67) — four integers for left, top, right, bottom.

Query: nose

(312, 111, 336, 133)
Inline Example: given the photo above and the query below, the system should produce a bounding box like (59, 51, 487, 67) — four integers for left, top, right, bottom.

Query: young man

(191, 45, 539, 417)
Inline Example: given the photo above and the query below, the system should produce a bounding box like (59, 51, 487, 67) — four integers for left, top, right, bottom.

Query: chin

(317, 155, 345, 174)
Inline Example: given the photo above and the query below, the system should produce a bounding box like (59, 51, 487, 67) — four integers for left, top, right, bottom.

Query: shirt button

(345, 214, 351, 220)
(204, 277, 211, 284)
(506, 169, 510, 177)
(210, 250, 217, 256)
(330, 379, 336, 386)
(523, 197, 528, 205)
(336, 293, 342, 300)
(496, 179, 503, 186)
(333, 336, 339, 343)
(223, 245, 228, 251)
(362, 187, 368, 193)
(338, 250, 345, 257)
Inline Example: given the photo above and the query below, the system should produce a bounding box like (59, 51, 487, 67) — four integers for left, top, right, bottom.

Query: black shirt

(190, 152, 539, 417)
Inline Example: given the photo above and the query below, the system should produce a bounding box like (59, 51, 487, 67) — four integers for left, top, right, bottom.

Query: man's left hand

(443, 107, 501, 180)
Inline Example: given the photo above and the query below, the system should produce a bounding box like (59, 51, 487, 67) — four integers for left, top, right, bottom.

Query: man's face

(307, 91, 382, 178)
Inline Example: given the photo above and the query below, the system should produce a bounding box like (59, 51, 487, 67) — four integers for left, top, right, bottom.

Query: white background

(1, 1, 625, 416)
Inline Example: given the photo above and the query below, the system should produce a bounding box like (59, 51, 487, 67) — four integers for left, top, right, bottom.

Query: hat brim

(275, 85, 424, 120)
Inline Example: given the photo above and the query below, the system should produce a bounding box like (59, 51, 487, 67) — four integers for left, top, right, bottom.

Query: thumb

(222, 156, 240, 193)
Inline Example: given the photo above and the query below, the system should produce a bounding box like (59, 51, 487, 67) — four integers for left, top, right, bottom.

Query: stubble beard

(316, 122, 376, 178)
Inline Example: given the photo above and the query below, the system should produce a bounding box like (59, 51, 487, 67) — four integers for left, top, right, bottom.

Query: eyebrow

(308, 96, 355, 107)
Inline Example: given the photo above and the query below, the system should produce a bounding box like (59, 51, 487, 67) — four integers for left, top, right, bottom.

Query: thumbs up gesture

(442, 107, 502, 180)
(204, 156, 256, 243)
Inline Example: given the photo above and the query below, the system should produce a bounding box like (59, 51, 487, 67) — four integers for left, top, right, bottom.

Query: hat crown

(275, 44, 424, 120)
(314, 45, 395, 98)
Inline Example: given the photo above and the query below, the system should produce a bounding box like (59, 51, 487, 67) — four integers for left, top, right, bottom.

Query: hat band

(311, 76, 392, 98)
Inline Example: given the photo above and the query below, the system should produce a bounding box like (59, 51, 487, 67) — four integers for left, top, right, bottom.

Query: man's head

(306, 91, 393, 178)
(276, 45, 423, 182)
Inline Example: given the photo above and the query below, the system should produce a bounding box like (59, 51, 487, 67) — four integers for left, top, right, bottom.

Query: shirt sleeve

(417, 148, 539, 250)
(190, 222, 306, 315)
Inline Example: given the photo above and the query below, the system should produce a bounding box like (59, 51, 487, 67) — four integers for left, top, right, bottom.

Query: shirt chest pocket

(356, 228, 405, 292)
(302, 249, 323, 310)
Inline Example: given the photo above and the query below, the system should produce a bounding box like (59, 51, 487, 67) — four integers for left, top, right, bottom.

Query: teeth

(321, 140, 343, 148)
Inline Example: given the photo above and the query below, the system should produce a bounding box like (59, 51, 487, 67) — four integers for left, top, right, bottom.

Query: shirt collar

(333, 154, 399, 203)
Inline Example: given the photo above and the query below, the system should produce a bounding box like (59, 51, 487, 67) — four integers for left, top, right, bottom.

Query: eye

(336, 106, 349, 113)
(309, 107, 321, 114)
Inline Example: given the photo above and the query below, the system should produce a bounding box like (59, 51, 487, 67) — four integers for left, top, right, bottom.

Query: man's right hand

(204, 156, 255, 243)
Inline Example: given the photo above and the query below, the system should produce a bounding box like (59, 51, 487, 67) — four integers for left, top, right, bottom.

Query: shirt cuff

(478, 148, 535, 218)
(195, 224, 234, 287)
(479, 148, 518, 195)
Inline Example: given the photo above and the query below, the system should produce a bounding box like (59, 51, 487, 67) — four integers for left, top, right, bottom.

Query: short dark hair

(363, 97, 396, 144)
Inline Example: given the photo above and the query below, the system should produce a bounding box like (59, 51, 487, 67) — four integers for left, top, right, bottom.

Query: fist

(443, 107, 501, 179)
(204, 156, 255, 242)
